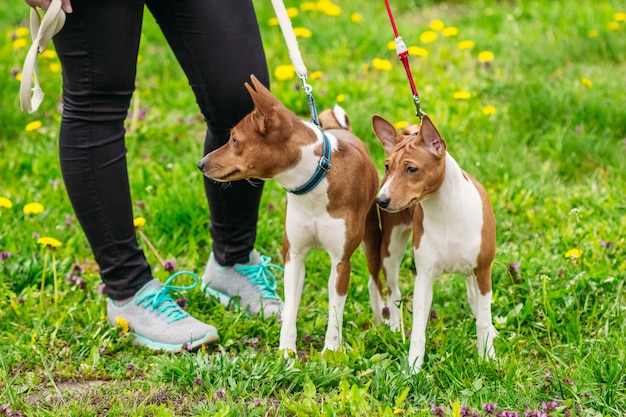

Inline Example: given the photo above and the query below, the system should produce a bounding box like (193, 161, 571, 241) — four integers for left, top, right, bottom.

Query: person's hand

(24, 0, 72, 13)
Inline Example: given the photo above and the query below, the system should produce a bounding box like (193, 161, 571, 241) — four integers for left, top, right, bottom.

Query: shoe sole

(202, 283, 283, 320)
(202, 284, 240, 309)
(132, 329, 220, 352)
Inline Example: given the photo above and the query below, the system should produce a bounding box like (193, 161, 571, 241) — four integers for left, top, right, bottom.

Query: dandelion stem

(138, 229, 165, 268)
(400, 299, 406, 344)
(40, 251, 47, 311)
(52, 253, 58, 306)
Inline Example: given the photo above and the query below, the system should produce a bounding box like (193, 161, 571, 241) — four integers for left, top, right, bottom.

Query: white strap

(270, 0, 307, 78)
(19, 0, 66, 113)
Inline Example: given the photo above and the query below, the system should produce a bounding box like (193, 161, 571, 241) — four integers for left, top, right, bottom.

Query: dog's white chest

(416, 161, 485, 275)
(285, 187, 347, 254)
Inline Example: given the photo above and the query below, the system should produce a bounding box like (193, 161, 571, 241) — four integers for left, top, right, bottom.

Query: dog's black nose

(376, 196, 390, 209)
(197, 160, 205, 170)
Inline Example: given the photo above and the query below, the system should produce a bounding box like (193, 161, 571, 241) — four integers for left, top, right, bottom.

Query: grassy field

(1, 0, 625, 415)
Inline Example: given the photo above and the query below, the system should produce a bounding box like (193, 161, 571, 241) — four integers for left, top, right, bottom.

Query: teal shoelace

(135, 271, 198, 324)
(235, 255, 283, 301)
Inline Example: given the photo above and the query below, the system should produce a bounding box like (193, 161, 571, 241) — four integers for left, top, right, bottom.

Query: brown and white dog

(197, 75, 381, 353)
(372, 114, 498, 373)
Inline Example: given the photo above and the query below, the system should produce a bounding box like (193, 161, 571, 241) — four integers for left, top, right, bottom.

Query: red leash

(383, 0, 425, 119)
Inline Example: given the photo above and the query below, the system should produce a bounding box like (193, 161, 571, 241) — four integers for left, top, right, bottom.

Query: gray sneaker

(201, 251, 284, 319)
(107, 273, 219, 351)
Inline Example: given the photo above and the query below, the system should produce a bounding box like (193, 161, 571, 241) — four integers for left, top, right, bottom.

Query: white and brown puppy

(197, 75, 381, 353)
(373, 114, 498, 373)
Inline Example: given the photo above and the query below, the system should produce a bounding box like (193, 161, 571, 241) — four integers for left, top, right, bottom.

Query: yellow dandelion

(458, 40, 475, 50)
(301, 2, 316, 11)
(40, 50, 57, 59)
(15, 27, 29, 37)
(372, 58, 392, 71)
(274, 64, 295, 80)
(614, 12, 626, 22)
(116, 317, 130, 333)
(318, 1, 341, 16)
(442, 26, 459, 37)
(286, 7, 299, 18)
(393, 408, 405, 415)
(565, 248, 582, 259)
(350, 13, 362, 24)
(608, 21, 619, 30)
(408, 46, 429, 57)
(336, 94, 345, 103)
(429, 19, 445, 31)
(394, 120, 408, 130)
(452, 401, 462, 417)
(137, 54, 143, 63)
(420, 30, 438, 44)
(12, 38, 27, 49)
(133, 216, 146, 229)
(26, 121, 43, 132)
(49, 63, 61, 73)
(387, 40, 396, 50)
(362, 63, 370, 72)
(482, 105, 497, 115)
(31, 330, 38, 344)
(478, 51, 495, 63)
(293, 27, 312, 38)
(15, 72, 23, 81)
(309, 70, 324, 80)
(581, 77, 592, 88)
(37, 237, 63, 249)
(268, 17, 278, 26)
(0, 197, 13, 209)
(587, 29, 599, 38)
(453, 91, 472, 100)
(23, 202, 44, 214)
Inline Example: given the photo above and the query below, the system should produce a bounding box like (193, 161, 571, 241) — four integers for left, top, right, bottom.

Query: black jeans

(53, 0, 269, 300)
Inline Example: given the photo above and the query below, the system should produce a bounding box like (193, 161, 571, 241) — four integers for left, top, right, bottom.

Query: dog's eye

(384, 163, 390, 173)
(405, 166, 419, 174)
(231, 137, 238, 146)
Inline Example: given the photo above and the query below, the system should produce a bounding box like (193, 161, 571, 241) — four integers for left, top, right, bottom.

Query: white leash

(270, 0, 324, 125)
(270, 0, 308, 79)
(19, 0, 66, 113)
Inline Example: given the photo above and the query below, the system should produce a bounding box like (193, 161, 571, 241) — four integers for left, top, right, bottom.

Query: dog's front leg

(408, 266, 435, 373)
(466, 270, 498, 360)
(322, 258, 350, 353)
(278, 253, 306, 353)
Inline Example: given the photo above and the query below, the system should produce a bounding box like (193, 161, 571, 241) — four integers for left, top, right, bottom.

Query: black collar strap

(286, 125, 332, 195)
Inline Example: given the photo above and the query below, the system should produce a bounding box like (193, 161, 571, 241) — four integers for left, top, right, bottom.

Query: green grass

(1, 0, 626, 415)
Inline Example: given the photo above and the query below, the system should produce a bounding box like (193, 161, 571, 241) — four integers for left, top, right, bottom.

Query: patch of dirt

(22, 378, 204, 416)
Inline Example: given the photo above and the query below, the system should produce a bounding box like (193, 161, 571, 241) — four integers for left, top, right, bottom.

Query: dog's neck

(274, 121, 337, 194)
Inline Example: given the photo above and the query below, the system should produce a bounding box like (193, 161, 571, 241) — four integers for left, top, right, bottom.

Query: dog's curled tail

(318, 104, 351, 131)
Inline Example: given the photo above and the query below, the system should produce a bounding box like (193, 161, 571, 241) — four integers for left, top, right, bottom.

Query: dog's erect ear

(419, 115, 446, 157)
(245, 74, 292, 135)
(372, 115, 400, 155)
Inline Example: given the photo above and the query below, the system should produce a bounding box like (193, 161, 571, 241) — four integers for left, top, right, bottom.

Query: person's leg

(146, 0, 268, 266)
(53, 0, 151, 300)
(53, 0, 218, 349)
(146, 0, 283, 317)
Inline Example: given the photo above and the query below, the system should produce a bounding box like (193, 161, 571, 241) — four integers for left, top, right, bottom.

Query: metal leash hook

(299, 74, 320, 126)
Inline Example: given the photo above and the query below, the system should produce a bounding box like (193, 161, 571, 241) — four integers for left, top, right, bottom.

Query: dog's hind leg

(363, 204, 385, 325)
(380, 209, 412, 331)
